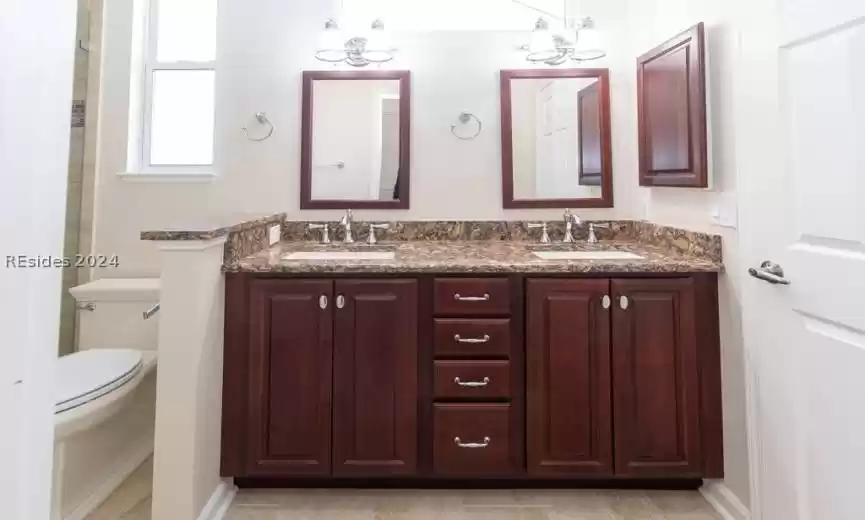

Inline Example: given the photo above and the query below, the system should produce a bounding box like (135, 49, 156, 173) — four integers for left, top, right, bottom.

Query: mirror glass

(504, 74, 611, 207)
(309, 79, 404, 203)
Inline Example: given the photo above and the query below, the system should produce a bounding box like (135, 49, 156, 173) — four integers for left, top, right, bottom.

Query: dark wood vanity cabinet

(332, 280, 418, 476)
(231, 278, 418, 478)
(526, 279, 613, 477)
(223, 273, 722, 483)
(611, 279, 702, 477)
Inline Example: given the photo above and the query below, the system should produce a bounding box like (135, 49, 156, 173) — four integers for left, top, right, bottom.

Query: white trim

(118, 171, 217, 182)
(701, 481, 751, 520)
(196, 480, 236, 520)
(62, 440, 154, 520)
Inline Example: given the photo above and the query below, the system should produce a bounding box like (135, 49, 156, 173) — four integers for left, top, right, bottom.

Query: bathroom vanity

(218, 228, 724, 486)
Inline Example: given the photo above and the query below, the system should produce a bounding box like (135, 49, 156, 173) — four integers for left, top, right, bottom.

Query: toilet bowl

(53, 278, 160, 520)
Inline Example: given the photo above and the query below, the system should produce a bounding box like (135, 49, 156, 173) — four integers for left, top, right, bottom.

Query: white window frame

(140, 0, 216, 174)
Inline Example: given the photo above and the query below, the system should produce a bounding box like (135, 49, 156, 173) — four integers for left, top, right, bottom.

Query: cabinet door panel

(247, 280, 332, 475)
(333, 279, 418, 476)
(637, 23, 707, 187)
(526, 279, 613, 476)
(612, 278, 701, 477)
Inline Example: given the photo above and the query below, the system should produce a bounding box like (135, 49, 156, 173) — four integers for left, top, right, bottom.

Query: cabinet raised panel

(526, 279, 613, 477)
(333, 279, 419, 476)
(612, 278, 701, 477)
(637, 23, 708, 188)
(247, 279, 333, 476)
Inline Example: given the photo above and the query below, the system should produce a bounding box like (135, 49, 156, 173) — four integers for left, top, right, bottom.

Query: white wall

(0, 0, 77, 518)
(91, 0, 635, 277)
(626, 0, 751, 509)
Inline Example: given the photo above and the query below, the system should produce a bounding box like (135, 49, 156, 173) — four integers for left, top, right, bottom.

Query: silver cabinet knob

(749, 261, 791, 285)
(336, 295, 346, 309)
(602, 295, 611, 309)
(619, 296, 629, 310)
(319, 295, 328, 309)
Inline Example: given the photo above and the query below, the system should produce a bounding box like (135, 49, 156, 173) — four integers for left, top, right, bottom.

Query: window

(341, 0, 565, 31)
(141, 0, 217, 172)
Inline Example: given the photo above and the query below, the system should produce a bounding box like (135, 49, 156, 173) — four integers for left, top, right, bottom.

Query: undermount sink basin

(282, 251, 396, 261)
(533, 251, 645, 261)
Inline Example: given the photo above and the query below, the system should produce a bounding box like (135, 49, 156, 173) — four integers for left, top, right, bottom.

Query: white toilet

(53, 278, 160, 520)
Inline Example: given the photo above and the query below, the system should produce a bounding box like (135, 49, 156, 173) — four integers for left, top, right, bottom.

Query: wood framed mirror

(500, 69, 613, 209)
(301, 70, 411, 209)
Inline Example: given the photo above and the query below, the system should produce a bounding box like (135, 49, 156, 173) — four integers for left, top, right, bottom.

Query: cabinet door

(333, 279, 418, 476)
(637, 23, 707, 188)
(247, 280, 333, 476)
(526, 279, 613, 476)
(612, 278, 701, 477)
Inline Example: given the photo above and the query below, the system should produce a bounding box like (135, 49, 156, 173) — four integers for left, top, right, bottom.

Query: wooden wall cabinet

(637, 23, 708, 188)
(223, 273, 722, 484)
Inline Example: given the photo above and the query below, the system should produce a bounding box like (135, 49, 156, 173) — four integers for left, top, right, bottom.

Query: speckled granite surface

(227, 240, 722, 274)
(140, 213, 286, 265)
(142, 217, 722, 273)
(140, 213, 285, 241)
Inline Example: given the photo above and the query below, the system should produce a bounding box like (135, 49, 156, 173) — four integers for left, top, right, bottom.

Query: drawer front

(434, 278, 511, 316)
(434, 403, 512, 476)
(434, 361, 510, 400)
(434, 319, 511, 358)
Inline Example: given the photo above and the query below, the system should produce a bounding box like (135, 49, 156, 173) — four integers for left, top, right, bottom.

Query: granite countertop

(140, 213, 285, 241)
(227, 240, 723, 274)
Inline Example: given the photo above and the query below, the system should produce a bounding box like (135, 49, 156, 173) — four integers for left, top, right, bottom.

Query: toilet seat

(55, 349, 143, 414)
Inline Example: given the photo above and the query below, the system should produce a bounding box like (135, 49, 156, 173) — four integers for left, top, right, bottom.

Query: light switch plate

(269, 224, 281, 245)
(710, 193, 738, 229)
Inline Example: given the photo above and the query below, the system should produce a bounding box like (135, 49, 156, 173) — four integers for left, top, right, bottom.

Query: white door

(737, 0, 865, 519)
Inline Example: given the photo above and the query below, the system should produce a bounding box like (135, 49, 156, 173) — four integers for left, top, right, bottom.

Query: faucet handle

(367, 223, 390, 245)
(527, 222, 551, 244)
(308, 223, 330, 244)
(587, 222, 611, 244)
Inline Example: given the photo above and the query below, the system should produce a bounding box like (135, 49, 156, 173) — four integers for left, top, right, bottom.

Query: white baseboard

(701, 480, 751, 520)
(63, 440, 153, 520)
(197, 480, 237, 520)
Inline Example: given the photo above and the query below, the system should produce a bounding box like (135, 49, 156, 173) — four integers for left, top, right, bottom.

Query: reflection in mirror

(301, 71, 410, 209)
(511, 77, 602, 199)
(501, 69, 612, 209)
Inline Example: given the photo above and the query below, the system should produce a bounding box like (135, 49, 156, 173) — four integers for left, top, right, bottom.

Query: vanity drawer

(434, 360, 510, 400)
(434, 319, 511, 358)
(433, 278, 511, 316)
(434, 403, 513, 476)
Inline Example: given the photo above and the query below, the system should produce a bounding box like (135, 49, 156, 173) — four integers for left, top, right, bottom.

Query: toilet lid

(55, 350, 143, 414)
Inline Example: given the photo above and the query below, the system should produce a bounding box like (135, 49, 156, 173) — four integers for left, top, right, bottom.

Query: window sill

(117, 171, 217, 183)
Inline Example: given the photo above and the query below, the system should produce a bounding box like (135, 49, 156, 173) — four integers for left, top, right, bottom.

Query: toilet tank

(70, 278, 160, 352)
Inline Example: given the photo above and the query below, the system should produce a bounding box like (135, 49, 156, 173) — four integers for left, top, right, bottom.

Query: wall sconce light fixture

(521, 16, 606, 66)
(315, 19, 396, 67)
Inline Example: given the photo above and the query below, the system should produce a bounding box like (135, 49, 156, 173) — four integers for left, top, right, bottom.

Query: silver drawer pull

(454, 334, 491, 344)
(454, 376, 490, 388)
(454, 436, 491, 449)
(453, 293, 490, 302)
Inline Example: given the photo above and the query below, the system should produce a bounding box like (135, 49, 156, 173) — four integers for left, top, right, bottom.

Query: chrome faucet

(367, 223, 390, 245)
(586, 222, 611, 244)
(527, 222, 551, 244)
(563, 209, 582, 243)
(339, 209, 355, 244)
(308, 223, 330, 244)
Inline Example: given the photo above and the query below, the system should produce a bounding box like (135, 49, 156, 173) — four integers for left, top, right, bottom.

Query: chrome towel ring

(450, 111, 483, 141)
(241, 112, 275, 142)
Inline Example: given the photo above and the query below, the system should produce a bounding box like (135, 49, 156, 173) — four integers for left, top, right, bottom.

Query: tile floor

(90, 459, 723, 520)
